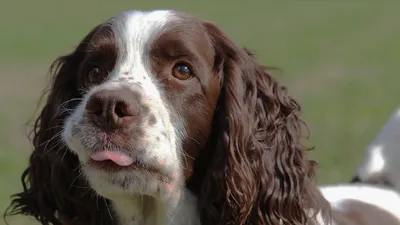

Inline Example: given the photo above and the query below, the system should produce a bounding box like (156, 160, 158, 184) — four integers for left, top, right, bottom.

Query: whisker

(42, 124, 64, 133)
(95, 194, 99, 212)
(182, 152, 195, 160)
(60, 146, 70, 162)
(81, 183, 93, 196)
(69, 166, 86, 191)
(187, 136, 200, 146)
(79, 87, 90, 95)
(40, 131, 63, 157)
(59, 98, 83, 107)
(59, 107, 74, 115)
(38, 130, 62, 147)
(57, 98, 83, 115)
(104, 198, 114, 220)
(43, 138, 63, 156)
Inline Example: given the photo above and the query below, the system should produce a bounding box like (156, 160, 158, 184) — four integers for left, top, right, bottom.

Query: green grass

(1, 1, 400, 224)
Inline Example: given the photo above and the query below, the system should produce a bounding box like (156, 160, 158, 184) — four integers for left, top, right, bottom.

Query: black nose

(85, 88, 140, 131)
(350, 175, 361, 183)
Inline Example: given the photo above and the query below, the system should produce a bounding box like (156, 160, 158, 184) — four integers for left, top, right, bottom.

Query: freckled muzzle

(81, 86, 148, 170)
(74, 84, 178, 181)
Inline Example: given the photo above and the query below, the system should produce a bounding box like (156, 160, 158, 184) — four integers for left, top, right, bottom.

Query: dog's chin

(83, 162, 182, 201)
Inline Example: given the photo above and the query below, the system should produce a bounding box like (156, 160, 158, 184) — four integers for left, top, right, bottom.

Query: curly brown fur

(187, 23, 330, 225)
(4, 25, 116, 225)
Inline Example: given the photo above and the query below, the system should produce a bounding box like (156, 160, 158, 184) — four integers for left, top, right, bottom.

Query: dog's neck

(111, 187, 200, 225)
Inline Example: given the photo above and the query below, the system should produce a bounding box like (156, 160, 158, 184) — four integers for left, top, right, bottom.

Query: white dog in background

(319, 107, 400, 224)
(319, 183, 400, 224)
(351, 106, 400, 190)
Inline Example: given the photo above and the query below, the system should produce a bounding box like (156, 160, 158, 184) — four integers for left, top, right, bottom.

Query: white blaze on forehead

(106, 10, 175, 105)
(100, 10, 184, 174)
(109, 10, 174, 73)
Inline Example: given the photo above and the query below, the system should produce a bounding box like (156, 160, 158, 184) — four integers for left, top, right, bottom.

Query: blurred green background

(1, 1, 399, 224)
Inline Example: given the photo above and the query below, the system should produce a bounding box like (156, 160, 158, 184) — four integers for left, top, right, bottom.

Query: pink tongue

(90, 151, 134, 166)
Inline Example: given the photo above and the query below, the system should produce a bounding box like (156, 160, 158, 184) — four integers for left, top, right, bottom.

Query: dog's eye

(88, 66, 102, 83)
(172, 64, 193, 80)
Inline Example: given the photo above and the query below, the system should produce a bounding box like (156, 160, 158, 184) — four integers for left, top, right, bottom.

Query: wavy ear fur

(4, 26, 114, 225)
(191, 22, 330, 225)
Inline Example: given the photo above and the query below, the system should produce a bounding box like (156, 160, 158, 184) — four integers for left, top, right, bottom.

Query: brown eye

(172, 64, 193, 80)
(88, 66, 102, 83)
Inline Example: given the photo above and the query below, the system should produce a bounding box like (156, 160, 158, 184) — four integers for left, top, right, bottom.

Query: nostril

(114, 101, 134, 118)
(114, 102, 124, 118)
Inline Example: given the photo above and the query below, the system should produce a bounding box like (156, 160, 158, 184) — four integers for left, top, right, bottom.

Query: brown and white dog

(5, 9, 330, 225)
(4, 9, 398, 225)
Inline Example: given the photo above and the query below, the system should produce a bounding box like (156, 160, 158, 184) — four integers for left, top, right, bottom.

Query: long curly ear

(195, 23, 330, 225)
(4, 26, 113, 225)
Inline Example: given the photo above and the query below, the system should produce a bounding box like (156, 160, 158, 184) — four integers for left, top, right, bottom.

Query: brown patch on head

(332, 199, 400, 225)
(148, 14, 222, 179)
(76, 23, 118, 88)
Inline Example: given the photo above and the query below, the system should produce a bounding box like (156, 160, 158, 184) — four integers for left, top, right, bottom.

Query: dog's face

(62, 10, 221, 200)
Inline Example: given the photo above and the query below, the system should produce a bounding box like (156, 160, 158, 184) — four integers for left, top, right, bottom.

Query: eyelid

(86, 61, 101, 69)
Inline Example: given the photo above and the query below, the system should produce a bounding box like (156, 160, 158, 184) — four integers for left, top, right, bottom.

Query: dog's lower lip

(88, 159, 153, 172)
(87, 159, 172, 182)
